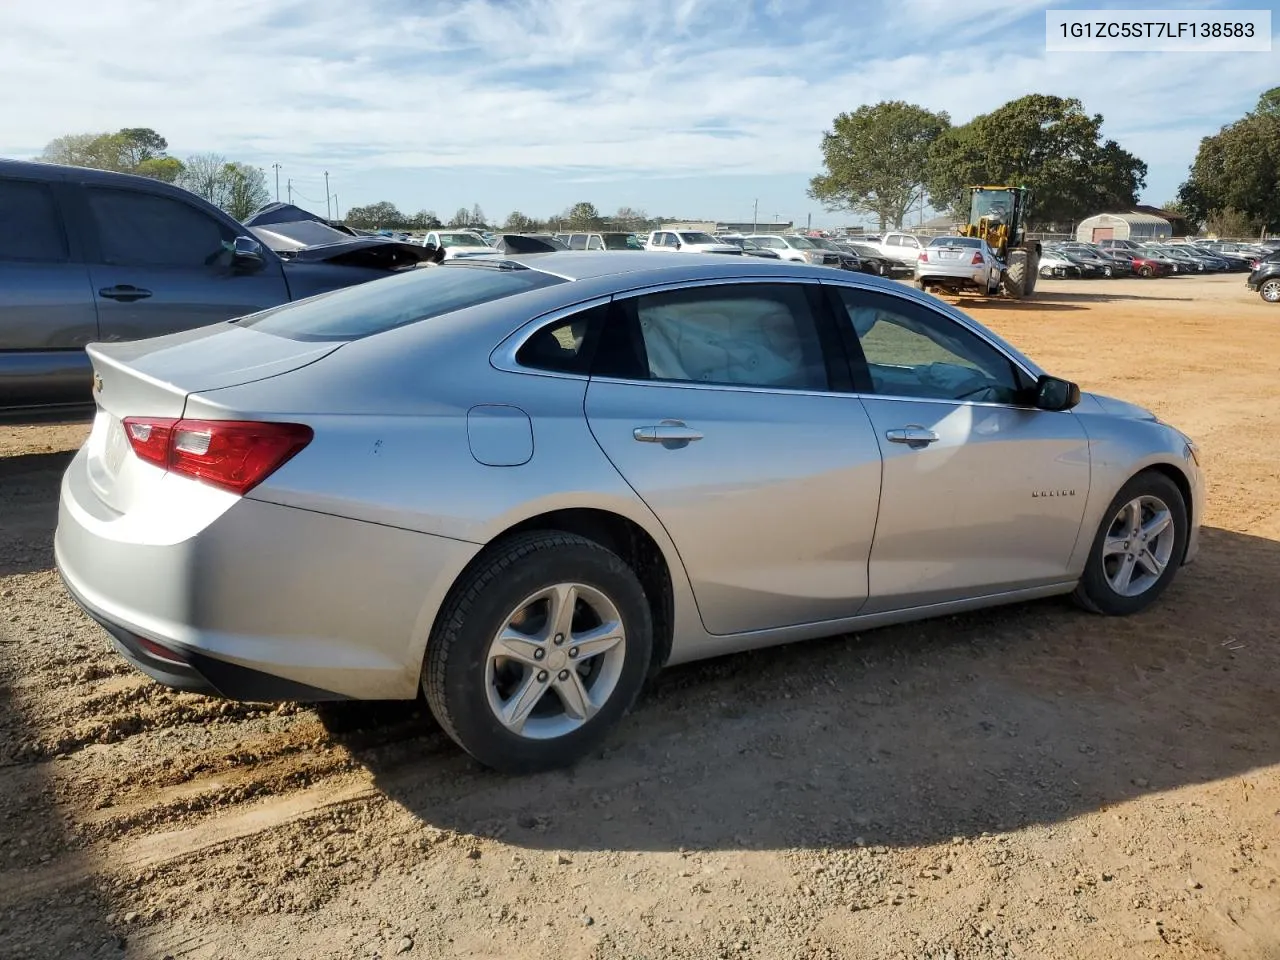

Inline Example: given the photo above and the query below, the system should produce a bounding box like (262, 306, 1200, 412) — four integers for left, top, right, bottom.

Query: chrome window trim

(489, 294, 614, 381)
(491, 274, 1059, 412)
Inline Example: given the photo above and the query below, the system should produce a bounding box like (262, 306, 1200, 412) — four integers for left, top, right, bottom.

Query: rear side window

(87, 188, 235, 267)
(238, 262, 567, 341)
(0, 179, 68, 262)
(515, 304, 607, 374)
(613, 283, 830, 391)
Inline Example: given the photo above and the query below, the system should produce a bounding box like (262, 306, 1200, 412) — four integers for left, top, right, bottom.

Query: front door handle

(633, 421, 704, 445)
(885, 427, 939, 448)
(98, 285, 153, 303)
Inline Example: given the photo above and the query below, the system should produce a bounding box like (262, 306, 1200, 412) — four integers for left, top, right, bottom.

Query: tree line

(809, 89, 1279, 236)
(38, 128, 271, 222)
(342, 199, 657, 234)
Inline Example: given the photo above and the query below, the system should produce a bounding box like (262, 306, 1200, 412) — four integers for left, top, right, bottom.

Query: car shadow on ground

(340, 524, 1280, 855)
(0, 447, 123, 959)
(0, 450, 78, 577)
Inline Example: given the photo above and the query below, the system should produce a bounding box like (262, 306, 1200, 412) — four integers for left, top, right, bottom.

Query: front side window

(586, 236, 604, 251)
(87, 188, 235, 268)
(0, 179, 68, 262)
(619, 283, 830, 391)
(568, 234, 588, 250)
(834, 288, 1024, 404)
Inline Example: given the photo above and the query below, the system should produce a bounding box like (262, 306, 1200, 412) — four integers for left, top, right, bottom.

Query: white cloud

(0, 0, 1273, 208)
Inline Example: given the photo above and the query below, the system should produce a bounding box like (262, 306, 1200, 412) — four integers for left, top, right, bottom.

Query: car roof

(0, 157, 175, 189)
(455, 251, 828, 282)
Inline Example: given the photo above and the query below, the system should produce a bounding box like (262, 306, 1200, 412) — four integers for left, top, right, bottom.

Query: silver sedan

(56, 253, 1203, 773)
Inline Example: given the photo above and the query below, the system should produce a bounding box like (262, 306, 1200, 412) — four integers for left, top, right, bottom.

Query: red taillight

(124, 417, 174, 468)
(918, 250, 928, 262)
(971, 251, 984, 265)
(122, 417, 312, 495)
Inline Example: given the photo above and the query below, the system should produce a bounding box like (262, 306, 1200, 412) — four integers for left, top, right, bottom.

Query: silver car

(915, 235, 1004, 295)
(56, 253, 1203, 773)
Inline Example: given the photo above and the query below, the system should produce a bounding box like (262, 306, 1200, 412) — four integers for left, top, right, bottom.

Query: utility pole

(271, 163, 281, 202)
(806, 212, 811, 233)
(752, 198, 758, 234)
(324, 171, 331, 220)
(332, 194, 339, 220)
(287, 178, 293, 204)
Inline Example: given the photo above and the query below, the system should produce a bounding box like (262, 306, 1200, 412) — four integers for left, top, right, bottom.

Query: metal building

(1075, 212, 1172, 243)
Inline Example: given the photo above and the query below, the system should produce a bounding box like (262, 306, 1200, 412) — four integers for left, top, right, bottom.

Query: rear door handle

(98, 285, 153, 303)
(885, 427, 939, 448)
(633, 422, 704, 445)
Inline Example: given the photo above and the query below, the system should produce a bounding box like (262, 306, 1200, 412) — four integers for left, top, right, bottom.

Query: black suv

(0, 159, 423, 417)
(1247, 250, 1280, 303)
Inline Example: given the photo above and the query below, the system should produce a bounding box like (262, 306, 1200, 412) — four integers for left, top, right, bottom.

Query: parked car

(644, 230, 741, 255)
(714, 236, 782, 259)
(840, 242, 897, 276)
(742, 234, 841, 266)
(1038, 251, 1083, 279)
(1045, 246, 1103, 278)
(0, 159, 434, 416)
(803, 237, 861, 271)
(1246, 250, 1280, 302)
(915, 236, 1004, 294)
(422, 231, 493, 259)
(1127, 254, 1171, 278)
(1050, 243, 1126, 277)
(1095, 239, 1146, 253)
(1185, 245, 1253, 271)
(55, 252, 1202, 773)
(863, 231, 930, 272)
(557, 232, 645, 251)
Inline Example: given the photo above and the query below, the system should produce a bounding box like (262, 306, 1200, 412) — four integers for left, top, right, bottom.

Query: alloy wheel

(1262, 279, 1280, 303)
(1100, 495, 1176, 598)
(484, 582, 627, 740)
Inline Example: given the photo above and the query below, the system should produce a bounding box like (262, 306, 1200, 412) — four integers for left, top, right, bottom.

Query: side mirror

(1033, 374, 1081, 411)
(232, 235, 264, 269)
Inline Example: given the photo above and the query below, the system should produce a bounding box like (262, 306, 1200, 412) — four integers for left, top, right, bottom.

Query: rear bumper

(54, 446, 480, 701)
(60, 573, 347, 700)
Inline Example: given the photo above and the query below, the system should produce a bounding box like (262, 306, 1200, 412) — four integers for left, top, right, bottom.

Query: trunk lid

(83, 323, 339, 512)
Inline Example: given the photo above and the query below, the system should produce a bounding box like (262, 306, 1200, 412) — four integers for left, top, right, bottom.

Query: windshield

(237, 262, 566, 341)
(437, 233, 488, 248)
(849, 245, 880, 258)
(677, 232, 719, 245)
(603, 233, 644, 250)
(970, 190, 1014, 222)
(784, 236, 817, 249)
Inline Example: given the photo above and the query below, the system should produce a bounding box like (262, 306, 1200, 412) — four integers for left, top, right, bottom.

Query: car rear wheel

(1138, 265, 1153, 278)
(423, 531, 652, 774)
(1073, 471, 1187, 616)
(1261, 278, 1280, 303)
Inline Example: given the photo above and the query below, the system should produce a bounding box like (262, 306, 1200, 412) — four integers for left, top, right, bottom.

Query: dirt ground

(1, 273, 1278, 960)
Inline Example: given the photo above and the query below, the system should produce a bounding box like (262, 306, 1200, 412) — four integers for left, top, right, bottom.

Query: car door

(584, 280, 883, 636)
(0, 174, 100, 408)
(80, 184, 290, 342)
(827, 285, 1090, 612)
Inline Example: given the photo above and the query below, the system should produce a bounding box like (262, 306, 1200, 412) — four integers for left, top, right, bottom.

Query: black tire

(1138, 265, 1153, 278)
(1072, 471, 1188, 616)
(1002, 243, 1040, 298)
(423, 531, 653, 774)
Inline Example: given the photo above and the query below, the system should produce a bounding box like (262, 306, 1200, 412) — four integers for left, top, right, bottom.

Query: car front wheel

(1073, 471, 1187, 616)
(423, 531, 652, 774)
(1261, 278, 1280, 303)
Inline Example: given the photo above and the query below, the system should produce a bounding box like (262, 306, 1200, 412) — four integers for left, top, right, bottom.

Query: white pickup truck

(863, 232, 929, 272)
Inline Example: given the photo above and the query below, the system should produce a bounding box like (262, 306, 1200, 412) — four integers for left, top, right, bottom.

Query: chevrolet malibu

(56, 253, 1202, 773)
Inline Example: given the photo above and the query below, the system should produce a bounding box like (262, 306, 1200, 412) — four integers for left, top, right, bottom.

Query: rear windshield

(237, 263, 567, 341)
(929, 236, 981, 247)
(677, 232, 718, 244)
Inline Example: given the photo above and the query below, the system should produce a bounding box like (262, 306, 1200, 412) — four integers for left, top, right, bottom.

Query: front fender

(1067, 409, 1202, 575)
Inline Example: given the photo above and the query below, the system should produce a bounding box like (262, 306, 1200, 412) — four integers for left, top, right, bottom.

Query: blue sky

(1, 0, 1275, 227)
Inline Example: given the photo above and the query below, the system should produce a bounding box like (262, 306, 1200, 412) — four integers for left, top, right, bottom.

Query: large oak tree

(924, 95, 1146, 227)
